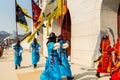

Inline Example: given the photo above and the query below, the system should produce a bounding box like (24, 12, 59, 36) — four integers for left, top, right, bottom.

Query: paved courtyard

(0, 48, 110, 80)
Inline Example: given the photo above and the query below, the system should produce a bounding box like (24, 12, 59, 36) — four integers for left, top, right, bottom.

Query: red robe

(111, 43, 120, 80)
(97, 38, 113, 73)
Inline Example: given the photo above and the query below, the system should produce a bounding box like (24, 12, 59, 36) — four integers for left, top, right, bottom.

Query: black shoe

(34, 64, 37, 68)
(67, 76, 74, 80)
(71, 77, 74, 79)
(19, 64, 21, 67)
(36, 64, 37, 67)
(96, 72, 100, 78)
(15, 66, 17, 70)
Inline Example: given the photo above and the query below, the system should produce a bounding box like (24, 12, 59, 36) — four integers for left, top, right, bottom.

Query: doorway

(61, 9, 71, 56)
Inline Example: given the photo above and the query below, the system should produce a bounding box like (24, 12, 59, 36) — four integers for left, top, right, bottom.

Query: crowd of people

(13, 32, 74, 80)
(10, 30, 120, 80)
(94, 34, 120, 80)
(12, 31, 120, 80)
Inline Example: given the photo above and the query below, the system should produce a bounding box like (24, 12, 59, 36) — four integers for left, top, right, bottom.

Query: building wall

(68, 0, 120, 67)
(40, 0, 120, 67)
(66, 0, 102, 67)
(101, 0, 120, 44)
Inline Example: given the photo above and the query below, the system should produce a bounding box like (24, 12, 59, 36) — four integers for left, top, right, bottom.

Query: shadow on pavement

(20, 65, 32, 69)
(62, 71, 97, 80)
(20, 64, 45, 69)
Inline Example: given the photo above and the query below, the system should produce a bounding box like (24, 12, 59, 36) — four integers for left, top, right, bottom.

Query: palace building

(28, 0, 120, 67)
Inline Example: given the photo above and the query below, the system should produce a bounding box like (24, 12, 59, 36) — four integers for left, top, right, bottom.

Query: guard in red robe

(95, 35, 113, 78)
(111, 38, 120, 80)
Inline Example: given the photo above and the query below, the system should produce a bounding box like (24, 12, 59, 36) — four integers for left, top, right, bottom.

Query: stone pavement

(0, 49, 110, 80)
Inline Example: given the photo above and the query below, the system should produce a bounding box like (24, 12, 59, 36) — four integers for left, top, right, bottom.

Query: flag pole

(31, 0, 34, 33)
(60, 0, 63, 35)
(16, 22, 18, 41)
(15, 0, 18, 41)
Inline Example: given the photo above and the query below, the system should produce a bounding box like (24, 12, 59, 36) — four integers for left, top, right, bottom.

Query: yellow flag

(17, 22, 29, 32)
(26, 0, 67, 42)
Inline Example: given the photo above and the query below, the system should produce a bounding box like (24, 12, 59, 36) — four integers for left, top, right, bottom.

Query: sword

(107, 27, 116, 65)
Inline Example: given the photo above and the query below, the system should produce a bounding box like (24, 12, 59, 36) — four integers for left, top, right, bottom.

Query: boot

(15, 66, 17, 70)
(96, 72, 100, 78)
(34, 64, 37, 68)
(67, 76, 74, 80)
(19, 64, 21, 67)
(71, 77, 74, 79)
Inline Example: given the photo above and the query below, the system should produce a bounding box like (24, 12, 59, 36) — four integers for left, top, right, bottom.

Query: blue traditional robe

(31, 42, 40, 65)
(58, 40, 72, 77)
(13, 44, 23, 66)
(40, 42, 62, 80)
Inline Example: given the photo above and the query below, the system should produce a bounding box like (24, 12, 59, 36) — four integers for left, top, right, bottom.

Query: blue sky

(0, 0, 37, 34)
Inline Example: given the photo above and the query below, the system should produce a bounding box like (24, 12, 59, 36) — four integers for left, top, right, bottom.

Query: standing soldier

(13, 40, 23, 70)
(111, 37, 120, 80)
(40, 32, 62, 80)
(30, 38, 40, 68)
(57, 35, 74, 80)
(95, 35, 113, 78)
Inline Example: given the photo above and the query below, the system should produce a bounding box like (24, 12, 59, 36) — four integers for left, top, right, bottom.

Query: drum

(0, 46, 4, 57)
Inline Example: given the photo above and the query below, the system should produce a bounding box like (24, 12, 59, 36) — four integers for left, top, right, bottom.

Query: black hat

(33, 38, 37, 41)
(58, 35, 63, 39)
(102, 35, 108, 40)
(47, 32, 57, 39)
(57, 35, 63, 41)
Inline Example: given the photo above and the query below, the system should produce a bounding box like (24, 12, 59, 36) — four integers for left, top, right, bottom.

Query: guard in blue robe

(31, 38, 40, 68)
(57, 36, 74, 80)
(40, 32, 62, 80)
(13, 40, 23, 69)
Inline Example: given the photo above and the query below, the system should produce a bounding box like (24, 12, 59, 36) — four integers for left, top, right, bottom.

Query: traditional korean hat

(102, 35, 108, 40)
(58, 35, 63, 40)
(33, 38, 37, 41)
(47, 32, 57, 39)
